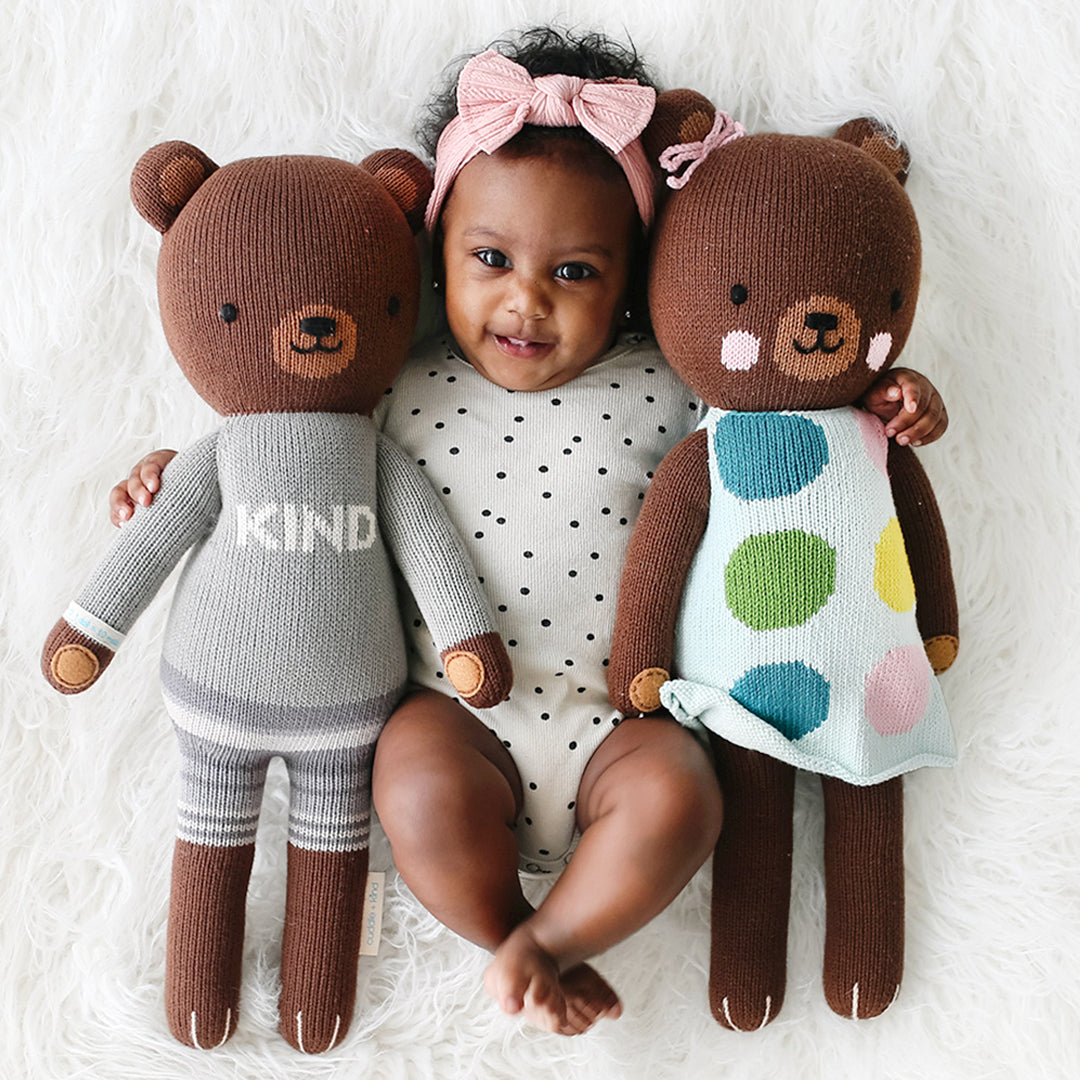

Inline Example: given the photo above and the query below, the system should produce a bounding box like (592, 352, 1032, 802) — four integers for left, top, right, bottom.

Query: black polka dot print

(380, 336, 702, 870)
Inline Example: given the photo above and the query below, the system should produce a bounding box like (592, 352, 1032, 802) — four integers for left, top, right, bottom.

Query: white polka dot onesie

(377, 334, 700, 873)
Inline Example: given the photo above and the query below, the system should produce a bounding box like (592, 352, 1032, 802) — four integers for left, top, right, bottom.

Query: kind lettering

(236, 503, 377, 552)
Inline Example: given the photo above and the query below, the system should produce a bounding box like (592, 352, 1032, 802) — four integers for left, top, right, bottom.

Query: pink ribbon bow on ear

(659, 109, 747, 189)
(425, 50, 657, 231)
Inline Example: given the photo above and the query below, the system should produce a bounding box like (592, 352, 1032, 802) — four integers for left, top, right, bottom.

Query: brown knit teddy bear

(610, 93, 958, 1026)
(41, 143, 512, 1053)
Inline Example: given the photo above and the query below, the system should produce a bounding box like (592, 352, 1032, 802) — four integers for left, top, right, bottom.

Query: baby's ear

(642, 89, 716, 166)
(835, 118, 911, 186)
(130, 141, 218, 233)
(361, 149, 434, 234)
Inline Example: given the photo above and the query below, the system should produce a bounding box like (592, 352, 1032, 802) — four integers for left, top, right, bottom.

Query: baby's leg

(373, 690, 619, 1034)
(373, 689, 530, 947)
(484, 715, 722, 1033)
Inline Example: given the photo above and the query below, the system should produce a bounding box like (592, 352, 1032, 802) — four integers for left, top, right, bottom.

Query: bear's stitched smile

(792, 331, 845, 356)
(290, 340, 344, 355)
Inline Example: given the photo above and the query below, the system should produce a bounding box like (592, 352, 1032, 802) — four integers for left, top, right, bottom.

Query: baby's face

(439, 150, 637, 391)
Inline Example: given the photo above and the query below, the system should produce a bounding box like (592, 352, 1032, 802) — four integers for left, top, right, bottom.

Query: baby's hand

(109, 449, 177, 527)
(860, 368, 948, 446)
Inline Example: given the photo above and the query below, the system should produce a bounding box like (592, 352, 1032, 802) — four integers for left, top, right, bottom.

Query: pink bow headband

(424, 50, 657, 231)
(658, 109, 747, 189)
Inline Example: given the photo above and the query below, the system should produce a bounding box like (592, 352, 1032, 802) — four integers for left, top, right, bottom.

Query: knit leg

(165, 839, 255, 1049)
(821, 775, 904, 1020)
(709, 738, 795, 1030)
(278, 844, 368, 1054)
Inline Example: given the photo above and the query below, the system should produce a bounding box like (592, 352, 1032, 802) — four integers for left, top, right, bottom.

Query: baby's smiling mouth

(492, 334, 554, 359)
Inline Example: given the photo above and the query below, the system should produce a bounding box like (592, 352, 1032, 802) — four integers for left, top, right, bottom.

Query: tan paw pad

(924, 635, 959, 674)
(629, 667, 669, 713)
(445, 651, 485, 697)
(51, 644, 99, 689)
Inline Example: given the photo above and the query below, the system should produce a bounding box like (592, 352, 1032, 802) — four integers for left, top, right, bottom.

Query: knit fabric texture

(69, 411, 497, 850)
(661, 406, 955, 785)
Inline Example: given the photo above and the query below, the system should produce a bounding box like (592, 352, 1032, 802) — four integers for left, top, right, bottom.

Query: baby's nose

(507, 277, 551, 320)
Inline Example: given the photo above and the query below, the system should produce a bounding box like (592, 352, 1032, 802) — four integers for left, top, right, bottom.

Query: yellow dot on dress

(874, 517, 915, 612)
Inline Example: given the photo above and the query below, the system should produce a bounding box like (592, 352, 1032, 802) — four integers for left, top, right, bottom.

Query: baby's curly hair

(416, 26, 658, 162)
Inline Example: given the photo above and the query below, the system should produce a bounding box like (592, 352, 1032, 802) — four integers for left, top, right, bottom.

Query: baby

(110, 28, 948, 1036)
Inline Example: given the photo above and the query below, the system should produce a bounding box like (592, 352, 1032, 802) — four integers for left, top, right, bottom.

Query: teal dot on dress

(725, 530, 836, 629)
(731, 662, 830, 740)
(714, 413, 829, 500)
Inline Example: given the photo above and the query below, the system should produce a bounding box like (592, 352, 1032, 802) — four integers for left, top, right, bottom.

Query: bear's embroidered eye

(219, 303, 239, 324)
(730, 284, 748, 306)
(387, 296, 400, 317)
(890, 289, 904, 313)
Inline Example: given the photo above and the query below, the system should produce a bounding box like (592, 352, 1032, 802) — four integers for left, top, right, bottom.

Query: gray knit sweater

(67, 412, 495, 727)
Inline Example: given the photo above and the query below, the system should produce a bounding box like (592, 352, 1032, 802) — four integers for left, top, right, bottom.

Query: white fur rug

(4, 1, 1078, 1077)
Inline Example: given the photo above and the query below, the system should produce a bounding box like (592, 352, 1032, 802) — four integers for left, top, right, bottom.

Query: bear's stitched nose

(300, 316, 336, 339)
(804, 312, 839, 332)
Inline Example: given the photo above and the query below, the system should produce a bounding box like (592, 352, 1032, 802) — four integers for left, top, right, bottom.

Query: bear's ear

(835, 118, 911, 186)
(131, 141, 218, 233)
(642, 89, 717, 166)
(361, 149, 434, 235)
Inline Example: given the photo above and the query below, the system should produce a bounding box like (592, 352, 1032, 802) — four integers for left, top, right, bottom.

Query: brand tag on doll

(359, 871, 386, 956)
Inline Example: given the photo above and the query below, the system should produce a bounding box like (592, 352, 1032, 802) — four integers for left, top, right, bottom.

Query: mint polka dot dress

(660, 407, 955, 785)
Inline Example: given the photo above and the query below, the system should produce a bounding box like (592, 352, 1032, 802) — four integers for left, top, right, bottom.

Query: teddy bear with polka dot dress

(609, 97, 958, 1026)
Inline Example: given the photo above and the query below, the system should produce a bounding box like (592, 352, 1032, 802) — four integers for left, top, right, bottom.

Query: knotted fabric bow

(659, 109, 747, 189)
(425, 50, 657, 231)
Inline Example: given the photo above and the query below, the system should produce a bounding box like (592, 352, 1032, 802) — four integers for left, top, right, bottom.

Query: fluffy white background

(3, 0, 1078, 1077)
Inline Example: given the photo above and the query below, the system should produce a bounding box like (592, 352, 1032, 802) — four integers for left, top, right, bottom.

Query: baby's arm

(109, 449, 178, 526)
(860, 368, 948, 446)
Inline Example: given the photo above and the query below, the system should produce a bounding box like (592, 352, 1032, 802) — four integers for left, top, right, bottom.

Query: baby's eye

(476, 248, 510, 269)
(554, 263, 595, 282)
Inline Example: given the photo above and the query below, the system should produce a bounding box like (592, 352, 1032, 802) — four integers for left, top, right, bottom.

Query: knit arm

(888, 442, 958, 673)
(376, 434, 512, 707)
(608, 428, 711, 714)
(42, 433, 221, 693)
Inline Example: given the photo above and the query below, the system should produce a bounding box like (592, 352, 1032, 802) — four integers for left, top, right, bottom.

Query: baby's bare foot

(484, 926, 621, 1035)
(485, 926, 565, 1032)
(558, 963, 622, 1035)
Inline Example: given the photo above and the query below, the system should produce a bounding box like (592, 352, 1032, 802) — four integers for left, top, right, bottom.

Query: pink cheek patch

(864, 645, 931, 736)
(720, 330, 761, 371)
(866, 331, 893, 372)
(856, 408, 889, 476)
